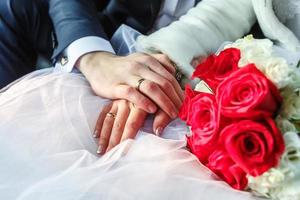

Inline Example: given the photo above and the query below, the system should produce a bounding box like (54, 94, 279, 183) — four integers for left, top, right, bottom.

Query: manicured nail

(155, 127, 163, 136)
(148, 105, 156, 113)
(171, 110, 178, 119)
(97, 145, 103, 154)
(93, 130, 98, 138)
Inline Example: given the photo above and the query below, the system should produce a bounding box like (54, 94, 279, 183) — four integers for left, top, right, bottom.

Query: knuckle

(143, 56, 154, 64)
(118, 99, 127, 106)
(161, 54, 170, 62)
(108, 139, 118, 148)
(161, 80, 171, 90)
(144, 81, 157, 91)
(128, 61, 140, 71)
(99, 136, 109, 145)
(127, 121, 139, 132)
(169, 76, 178, 85)
(139, 97, 150, 107)
(114, 122, 122, 130)
(124, 86, 136, 95)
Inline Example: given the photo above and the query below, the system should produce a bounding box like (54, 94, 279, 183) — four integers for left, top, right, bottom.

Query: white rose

(248, 168, 286, 198)
(225, 35, 273, 69)
(281, 132, 300, 168)
(275, 116, 298, 133)
(226, 36, 300, 89)
(280, 88, 300, 120)
(276, 132, 300, 200)
(263, 57, 293, 89)
(290, 68, 300, 89)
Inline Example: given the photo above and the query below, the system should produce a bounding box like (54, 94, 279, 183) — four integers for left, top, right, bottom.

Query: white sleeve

(252, 0, 300, 51)
(137, 0, 256, 83)
(54, 36, 115, 72)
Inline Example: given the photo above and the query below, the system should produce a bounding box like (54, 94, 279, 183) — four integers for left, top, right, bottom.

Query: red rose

(207, 149, 248, 190)
(179, 85, 200, 121)
(216, 64, 282, 119)
(220, 118, 285, 176)
(192, 48, 240, 91)
(186, 93, 220, 162)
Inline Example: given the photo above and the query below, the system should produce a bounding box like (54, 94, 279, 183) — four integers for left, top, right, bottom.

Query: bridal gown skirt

(0, 69, 260, 200)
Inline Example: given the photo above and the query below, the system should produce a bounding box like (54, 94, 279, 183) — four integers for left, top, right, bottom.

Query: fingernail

(171, 110, 178, 119)
(97, 145, 103, 154)
(93, 130, 98, 138)
(155, 127, 163, 136)
(148, 105, 156, 113)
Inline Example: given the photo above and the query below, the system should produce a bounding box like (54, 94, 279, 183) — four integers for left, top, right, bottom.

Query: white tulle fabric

(0, 69, 260, 200)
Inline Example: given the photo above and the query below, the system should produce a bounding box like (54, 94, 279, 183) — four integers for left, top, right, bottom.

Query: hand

(77, 52, 184, 119)
(94, 100, 172, 154)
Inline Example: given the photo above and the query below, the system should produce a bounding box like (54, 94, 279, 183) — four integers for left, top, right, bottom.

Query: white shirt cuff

(54, 36, 115, 72)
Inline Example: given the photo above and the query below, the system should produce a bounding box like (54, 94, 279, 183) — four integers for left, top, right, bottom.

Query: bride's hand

(94, 100, 172, 154)
(77, 52, 184, 119)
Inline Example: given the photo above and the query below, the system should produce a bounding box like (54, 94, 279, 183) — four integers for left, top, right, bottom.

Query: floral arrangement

(179, 36, 300, 200)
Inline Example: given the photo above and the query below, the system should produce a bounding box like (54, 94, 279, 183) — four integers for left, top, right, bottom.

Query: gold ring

(136, 78, 146, 91)
(144, 64, 151, 71)
(173, 62, 183, 82)
(106, 112, 116, 119)
(131, 102, 136, 109)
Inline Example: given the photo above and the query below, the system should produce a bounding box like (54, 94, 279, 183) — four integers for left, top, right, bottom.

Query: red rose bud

(220, 118, 285, 177)
(186, 93, 220, 162)
(207, 149, 248, 190)
(192, 48, 240, 91)
(179, 84, 201, 121)
(216, 64, 282, 120)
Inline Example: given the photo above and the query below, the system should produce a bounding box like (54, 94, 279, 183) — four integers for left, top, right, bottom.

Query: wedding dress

(0, 70, 259, 200)
(0, 0, 299, 199)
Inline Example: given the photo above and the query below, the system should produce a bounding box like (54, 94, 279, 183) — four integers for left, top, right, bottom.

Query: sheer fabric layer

(0, 70, 260, 200)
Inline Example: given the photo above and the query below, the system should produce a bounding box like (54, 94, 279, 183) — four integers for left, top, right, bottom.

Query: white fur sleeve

(252, 0, 300, 51)
(137, 0, 256, 82)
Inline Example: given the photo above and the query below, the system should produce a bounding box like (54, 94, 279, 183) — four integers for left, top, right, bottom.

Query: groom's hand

(77, 52, 184, 119)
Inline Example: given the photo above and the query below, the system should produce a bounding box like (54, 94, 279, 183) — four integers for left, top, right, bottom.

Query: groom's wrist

(54, 36, 115, 73)
(76, 51, 116, 78)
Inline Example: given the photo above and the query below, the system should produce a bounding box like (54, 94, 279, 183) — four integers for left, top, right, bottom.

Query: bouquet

(179, 35, 300, 200)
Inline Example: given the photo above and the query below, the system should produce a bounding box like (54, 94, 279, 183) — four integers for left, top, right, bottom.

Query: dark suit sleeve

(48, 0, 108, 58)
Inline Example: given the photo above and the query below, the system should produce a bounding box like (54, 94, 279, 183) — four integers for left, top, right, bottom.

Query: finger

(106, 100, 130, 152)
(150, 64, 185, 102)
(151, 54, 176, 75)
(97, 104, 118, 154)
(153, 109, 172, 136)
(134, 56, 184, 102)
(113, 84, 157, 114)
(120, 105, 148, 142)
(94, 102, 112, 138)
(136, 54, 184, 101)
(127, 77, 178, 119)
(137, 65, 182, 109)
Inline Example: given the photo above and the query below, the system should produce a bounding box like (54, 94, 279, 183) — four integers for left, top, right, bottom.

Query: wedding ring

(144, 64, 151, 71)
(131, 102, 136, 109)
(173, 62, 183, 83)
(136, 78, 146, 91)
(106, 112, 116, 119)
